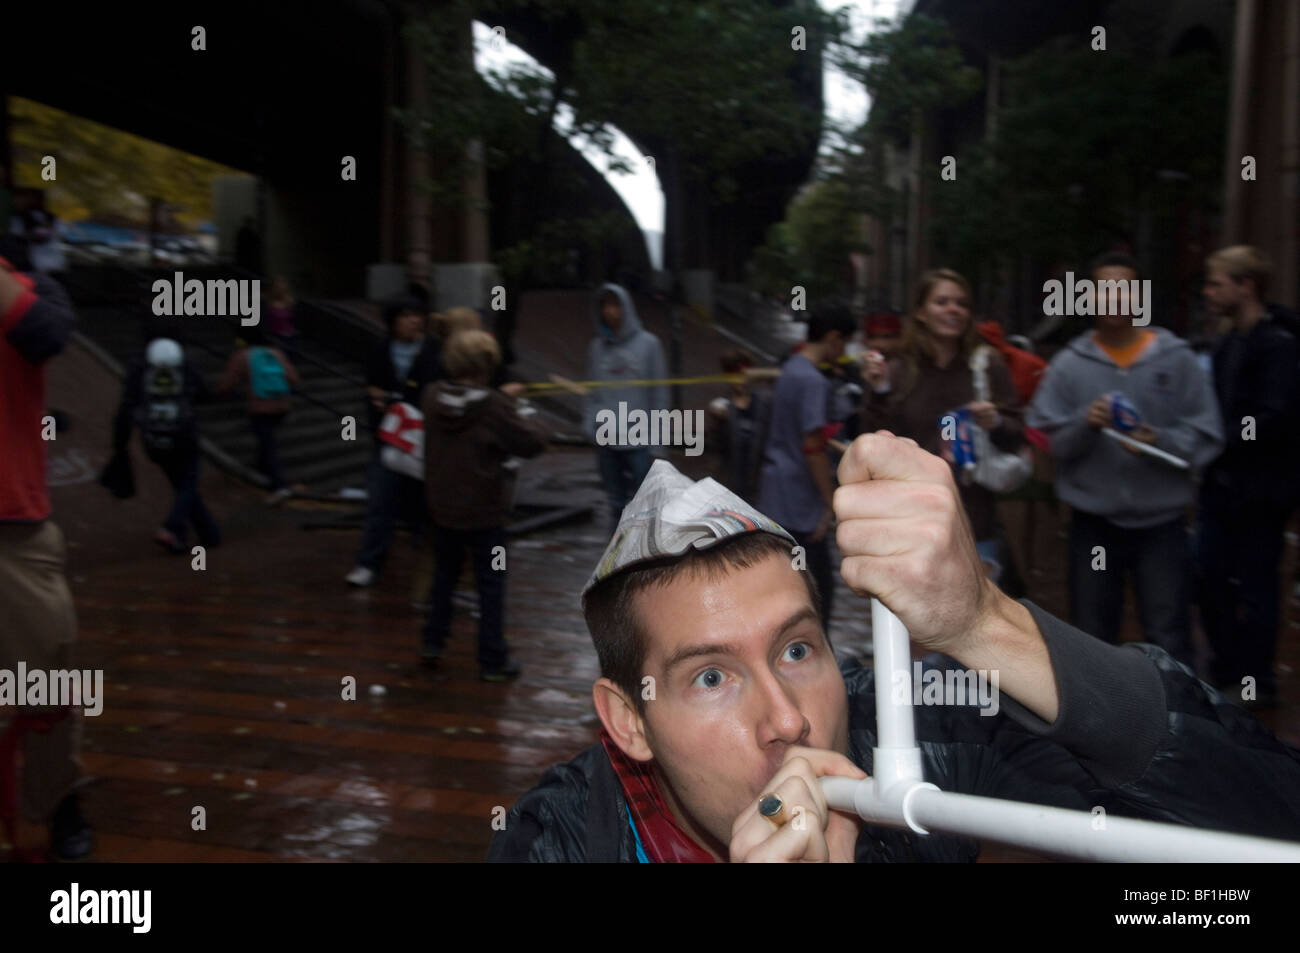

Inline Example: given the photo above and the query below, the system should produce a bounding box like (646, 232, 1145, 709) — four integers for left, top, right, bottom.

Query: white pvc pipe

(870, 599, 925, 791)
(827, 599, 1300, 862)
(821, 776, 1300, 862)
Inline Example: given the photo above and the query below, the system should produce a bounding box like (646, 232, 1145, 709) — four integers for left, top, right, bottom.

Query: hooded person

(421, 329, 549, 680)
(486, 445, 1300, 863)
(583, 283, 668, 529)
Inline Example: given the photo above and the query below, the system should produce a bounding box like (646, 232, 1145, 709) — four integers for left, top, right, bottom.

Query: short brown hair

(442, 329, 500, 381)
(582, 531, 823, 713)
(1206, 245, 1272, 298)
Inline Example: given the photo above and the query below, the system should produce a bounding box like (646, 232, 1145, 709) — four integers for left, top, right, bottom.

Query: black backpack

(134, 364, 196, 454)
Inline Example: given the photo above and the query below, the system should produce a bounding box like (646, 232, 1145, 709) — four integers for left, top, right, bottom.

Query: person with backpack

(1198, 246, 1299, 708)
(112, 336, 221, 553)
(217, 324, 300, 505)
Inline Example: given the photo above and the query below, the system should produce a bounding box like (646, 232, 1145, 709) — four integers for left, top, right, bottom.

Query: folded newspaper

(584, 460, 795, 595)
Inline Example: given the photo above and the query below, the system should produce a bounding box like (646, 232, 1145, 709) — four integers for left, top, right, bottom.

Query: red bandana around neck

(600, 732, 717, 863)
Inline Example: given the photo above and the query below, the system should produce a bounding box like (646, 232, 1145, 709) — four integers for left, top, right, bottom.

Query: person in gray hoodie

(583, 284, 668, 528)
(1027, 253, 1223, 667)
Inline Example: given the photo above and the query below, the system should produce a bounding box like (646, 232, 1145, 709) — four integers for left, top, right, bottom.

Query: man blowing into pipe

(488, 433, 1300, 862)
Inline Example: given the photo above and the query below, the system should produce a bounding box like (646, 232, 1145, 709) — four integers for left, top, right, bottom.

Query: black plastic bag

(98, 448, 135, 499)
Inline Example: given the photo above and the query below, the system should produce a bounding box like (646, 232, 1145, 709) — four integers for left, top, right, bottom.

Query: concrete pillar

(463, 139, 489, 262)
(1223, 0, 1299, 307)
(430, 22, 497, 310)
(406, 30, 433, 295)
(378, 14, 397, 264)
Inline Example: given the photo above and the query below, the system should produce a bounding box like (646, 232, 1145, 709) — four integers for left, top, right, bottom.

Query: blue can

(940, 407, 977, 471)
(1110, 392, 1141, 433)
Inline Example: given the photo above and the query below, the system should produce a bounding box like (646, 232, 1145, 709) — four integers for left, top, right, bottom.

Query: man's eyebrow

(660, 606, 823, 678)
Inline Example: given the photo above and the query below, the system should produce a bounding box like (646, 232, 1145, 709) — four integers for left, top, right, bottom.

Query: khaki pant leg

(0, 521, 82, 821)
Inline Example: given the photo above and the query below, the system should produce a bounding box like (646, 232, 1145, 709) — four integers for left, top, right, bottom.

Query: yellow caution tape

(520, 374, 748, 395)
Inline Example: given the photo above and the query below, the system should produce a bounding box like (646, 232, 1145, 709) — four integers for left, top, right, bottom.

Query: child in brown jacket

(421, 330, 548, 680)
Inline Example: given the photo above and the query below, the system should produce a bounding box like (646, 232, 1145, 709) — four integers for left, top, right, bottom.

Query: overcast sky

(473, 1, 909, 268)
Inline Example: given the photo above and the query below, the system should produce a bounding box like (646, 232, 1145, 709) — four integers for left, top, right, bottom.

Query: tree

(930, 42, 1227, 280)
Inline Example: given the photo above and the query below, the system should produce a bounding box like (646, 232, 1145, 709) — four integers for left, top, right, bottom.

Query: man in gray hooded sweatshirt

(1027, 253, 1223, 667)
(584, 284, 668, 528)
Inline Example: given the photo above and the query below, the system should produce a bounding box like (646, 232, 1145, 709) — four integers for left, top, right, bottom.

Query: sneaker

(480, 658, 522, 683)
(153, 528, 184, 554)
(345, 566, 376, 587)
(266, 487, 294, 506)
(49, 793, 93, 862)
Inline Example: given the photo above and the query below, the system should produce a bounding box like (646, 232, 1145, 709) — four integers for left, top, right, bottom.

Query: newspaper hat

(584, 459, 796, 597)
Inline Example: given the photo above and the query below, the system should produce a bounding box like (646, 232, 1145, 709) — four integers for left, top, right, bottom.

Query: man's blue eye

(694, 669, 724, 689)
(784, 642, 810, 662)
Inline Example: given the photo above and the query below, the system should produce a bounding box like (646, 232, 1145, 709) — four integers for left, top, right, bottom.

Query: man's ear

(593, 677, 653, 762)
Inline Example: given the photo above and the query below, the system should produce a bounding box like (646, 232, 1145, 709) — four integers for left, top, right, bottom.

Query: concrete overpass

(6, 0, 822, 303)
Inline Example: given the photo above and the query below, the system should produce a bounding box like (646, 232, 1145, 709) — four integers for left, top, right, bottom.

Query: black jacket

(707, 388, 773, 506)
(487, 602, 1300, 861)
(1202, 313, 1300, 513)
(364, 335, 442, 433)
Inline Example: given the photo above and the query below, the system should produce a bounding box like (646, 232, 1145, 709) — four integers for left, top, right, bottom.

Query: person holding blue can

(862, 269, 1028, 596)
(1027, 253, 1223, 667)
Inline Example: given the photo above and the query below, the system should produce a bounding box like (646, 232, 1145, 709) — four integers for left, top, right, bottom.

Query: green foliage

(746, 12, 977, 301)
(746, 174, 871, 302)
(401, 0, 829, 282)
(495, 208, 637, 283)
(930, 44, 1228, 276)
(568, 0, 824, 200)
(835, 12, 982, 144)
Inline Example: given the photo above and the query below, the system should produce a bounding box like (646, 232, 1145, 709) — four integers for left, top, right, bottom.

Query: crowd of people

(4, 238, 1299, 862)
(697, 246, 1298, 712)
(484, 244, 1300, 862)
